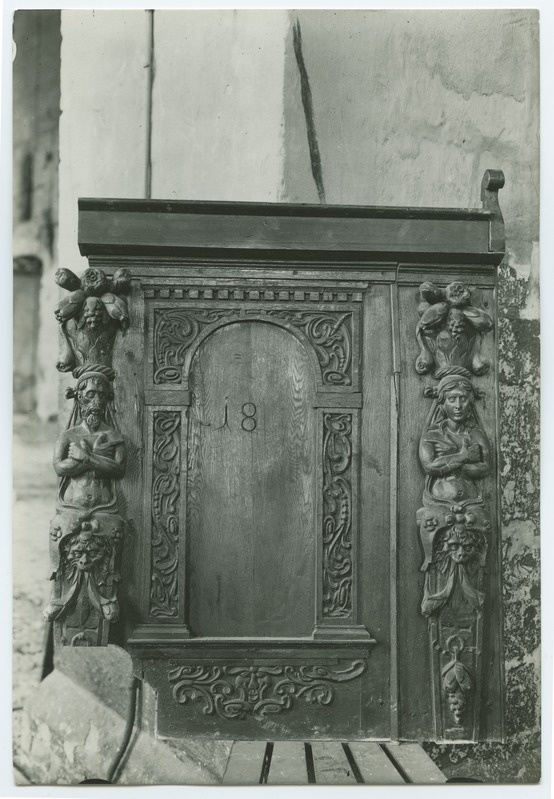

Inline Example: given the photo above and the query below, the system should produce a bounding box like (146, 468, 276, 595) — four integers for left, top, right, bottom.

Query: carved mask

(447, 308, 467, 342)
(67, 528, 109, 572)
(82, 296, 106, 330)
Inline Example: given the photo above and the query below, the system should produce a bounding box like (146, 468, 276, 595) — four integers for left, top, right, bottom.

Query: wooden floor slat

(383, 743, 447, 784)
(311, 742, 358, 784)
(267, 741, 309, 784)
(222, 741, 267, 785)
(348, 742, 405, 784)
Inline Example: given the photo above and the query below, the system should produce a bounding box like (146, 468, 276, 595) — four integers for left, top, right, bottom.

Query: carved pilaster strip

(46, 267, 132, 646)
(415, 280, 494, 741)
(149, 410, 182, 618)
(322, 412, 353, 619)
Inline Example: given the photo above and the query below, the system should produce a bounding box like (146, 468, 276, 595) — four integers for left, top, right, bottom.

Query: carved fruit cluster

(54, 267, 131, 329)
(415, 281, 493, 376)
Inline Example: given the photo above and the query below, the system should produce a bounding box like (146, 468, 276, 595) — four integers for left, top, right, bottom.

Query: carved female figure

(417, 370, 492, 616)
(419, 372, 491, 505)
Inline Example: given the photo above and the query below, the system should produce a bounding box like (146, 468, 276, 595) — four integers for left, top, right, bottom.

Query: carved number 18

(241, 402, 257, 432)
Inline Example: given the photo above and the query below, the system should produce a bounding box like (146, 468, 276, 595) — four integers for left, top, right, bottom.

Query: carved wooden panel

(167, 660, 366, 721)
(186, 322, 317, 637)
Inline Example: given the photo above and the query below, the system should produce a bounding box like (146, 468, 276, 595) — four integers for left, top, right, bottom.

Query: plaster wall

(13, 11, 60, 418)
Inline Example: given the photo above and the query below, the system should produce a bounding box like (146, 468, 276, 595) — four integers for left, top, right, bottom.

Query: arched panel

(187, 321, 317, 637)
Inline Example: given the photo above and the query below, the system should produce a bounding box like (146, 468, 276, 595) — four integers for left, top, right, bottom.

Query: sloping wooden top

(78, 170, 504, 265)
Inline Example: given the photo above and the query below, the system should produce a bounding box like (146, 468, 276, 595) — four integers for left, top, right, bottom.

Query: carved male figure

(45, 364, 127, 640)
(54, 365, 126, 511)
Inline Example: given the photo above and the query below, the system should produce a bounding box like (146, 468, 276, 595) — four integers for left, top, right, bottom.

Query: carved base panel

(138, 649, 371, 739)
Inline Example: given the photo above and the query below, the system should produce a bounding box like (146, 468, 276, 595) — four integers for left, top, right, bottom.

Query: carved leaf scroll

(150, 411, 182, 617)
(152, 307, 353, 386)
(322, 413, 353, 618)
(168, 660, 365, 721)
(153, 309, 241, 384)
(260, 310, 353, 386)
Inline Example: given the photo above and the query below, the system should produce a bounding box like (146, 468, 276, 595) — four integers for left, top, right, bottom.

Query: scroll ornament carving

(168, 660, 366, 721)
(149, 411, 181, 617)
(54, 267, 131, 373)
(153, 307, 352, 386)
(154, 308, 241, 384)
(417, 366, 492, 734)
(260, 310, 352, 385)
(322, 413, 353, 618)
(415, 281, 493, 377)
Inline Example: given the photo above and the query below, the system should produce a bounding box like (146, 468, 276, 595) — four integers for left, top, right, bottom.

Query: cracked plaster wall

(283, 9, 540, 783)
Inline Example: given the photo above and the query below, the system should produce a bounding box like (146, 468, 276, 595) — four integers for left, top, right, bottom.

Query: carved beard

(84, 408, 102, 430)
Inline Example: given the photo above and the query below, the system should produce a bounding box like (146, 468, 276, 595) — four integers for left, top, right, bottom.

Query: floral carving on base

(322, 413, 353, 618)
(168, 660, 365, 721)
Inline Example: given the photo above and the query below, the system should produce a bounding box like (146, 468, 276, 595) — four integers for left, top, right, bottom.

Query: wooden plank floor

(222, 741, 447, 785)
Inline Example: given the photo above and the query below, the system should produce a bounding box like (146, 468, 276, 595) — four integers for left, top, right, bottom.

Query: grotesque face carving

(447, 308, 467, 342)
(66, 526, 109, 572)
(82, 296, 106, 330)
(436, 526, 483, 567)
(77, 377, 109, 431)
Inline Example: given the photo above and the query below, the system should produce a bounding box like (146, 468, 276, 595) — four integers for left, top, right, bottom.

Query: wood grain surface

(187, 321, 316, 637)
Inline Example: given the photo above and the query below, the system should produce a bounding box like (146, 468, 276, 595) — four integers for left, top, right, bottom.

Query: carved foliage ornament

(168, 660, 365, 721)
(415, 281, 493, 377)
(322, 413, 353, 618)
(150, 411, 182, 618)
(153, 307, 352, 386)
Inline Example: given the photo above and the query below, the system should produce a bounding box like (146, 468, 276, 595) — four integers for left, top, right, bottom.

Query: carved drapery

(322, 413, 353, 618)
(149, 411, 182, 617)
(153, 307, 353, 387)
(415, 280, 494, 740)
(46, 267, 131, 646)
(168, 660, 365, 721)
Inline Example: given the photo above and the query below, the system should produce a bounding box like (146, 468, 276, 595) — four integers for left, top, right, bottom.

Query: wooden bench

(222, 741, 447, 785)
